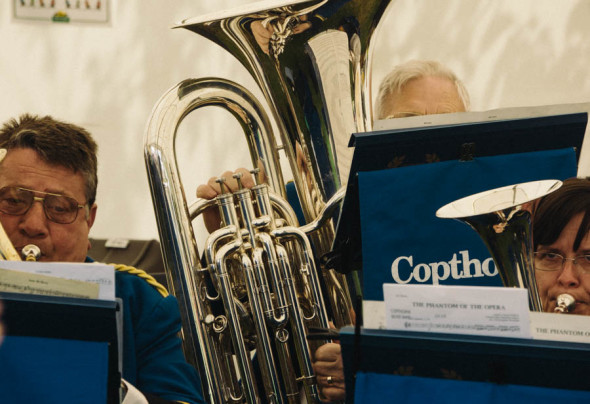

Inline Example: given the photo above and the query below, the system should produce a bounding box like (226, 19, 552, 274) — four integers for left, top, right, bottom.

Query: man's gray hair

(375, 60, 470, 119)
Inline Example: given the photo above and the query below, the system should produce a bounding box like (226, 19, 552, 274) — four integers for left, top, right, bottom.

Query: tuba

(144, 0, 394, 402)
(436, 179, 562, 312)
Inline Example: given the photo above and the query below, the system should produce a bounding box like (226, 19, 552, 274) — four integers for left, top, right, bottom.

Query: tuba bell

(144, 1, 394, 403)
(436, 179, 562, 312)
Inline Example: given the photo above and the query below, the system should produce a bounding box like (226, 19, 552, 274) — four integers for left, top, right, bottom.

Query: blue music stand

(0, 292, 122, 404)
(333, 112, 588, 275)
(340, 326, 590, 403)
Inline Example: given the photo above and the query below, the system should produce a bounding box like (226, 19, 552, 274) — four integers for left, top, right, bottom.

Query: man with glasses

(0, 187, 87, 226)
(0, 114, 204, 403)
(533, 177, 590, 315)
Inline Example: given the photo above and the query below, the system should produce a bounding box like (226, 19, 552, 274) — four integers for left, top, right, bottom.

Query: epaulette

(111, 263, 169, 298)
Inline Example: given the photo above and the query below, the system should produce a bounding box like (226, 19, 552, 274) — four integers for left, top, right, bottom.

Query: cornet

(436, 179, 562, 312)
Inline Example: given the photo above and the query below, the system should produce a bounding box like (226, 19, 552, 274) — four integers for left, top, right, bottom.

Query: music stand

(333, 111, 588, 276)
(0, 292, 122, 404)
(340, 326, 590, 403)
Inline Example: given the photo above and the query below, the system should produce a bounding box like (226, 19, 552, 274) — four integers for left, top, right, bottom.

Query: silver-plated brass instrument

(21, 244, 41, 261)
(144, 1, 394, 402)
(0, 222, 39, 262)
(0, 224, 21, 261)
(555, 293, 575, 313)
(436, 179, 562, 312)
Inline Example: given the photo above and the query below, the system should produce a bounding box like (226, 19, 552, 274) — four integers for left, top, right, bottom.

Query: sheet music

(383, 284, 531, 339)
(0, 268, 99, 299)
(0, 261, 115, 300)
(530, 311, 590, 344)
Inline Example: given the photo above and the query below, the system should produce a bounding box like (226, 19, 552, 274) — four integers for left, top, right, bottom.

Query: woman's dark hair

(533, 177, 590, 251)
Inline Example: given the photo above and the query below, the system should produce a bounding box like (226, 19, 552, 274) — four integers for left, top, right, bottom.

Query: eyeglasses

(534, 251, 590, 273)
(0, 186, 87, 224)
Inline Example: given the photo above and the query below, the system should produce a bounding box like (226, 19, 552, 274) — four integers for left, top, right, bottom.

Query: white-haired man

(374, 59, 470, 120)
(313, 59, 470, 402)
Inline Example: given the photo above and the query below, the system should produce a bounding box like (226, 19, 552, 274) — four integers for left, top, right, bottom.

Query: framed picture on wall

(13, 0, 110, 24)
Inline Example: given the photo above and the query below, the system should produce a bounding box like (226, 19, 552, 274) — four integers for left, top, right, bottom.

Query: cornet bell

(436, 179, 562, 312)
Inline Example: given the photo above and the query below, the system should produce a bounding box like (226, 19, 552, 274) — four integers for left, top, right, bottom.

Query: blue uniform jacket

(89, 258, 204, 403)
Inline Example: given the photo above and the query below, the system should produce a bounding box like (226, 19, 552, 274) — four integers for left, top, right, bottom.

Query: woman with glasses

(533, 177, 590, 315)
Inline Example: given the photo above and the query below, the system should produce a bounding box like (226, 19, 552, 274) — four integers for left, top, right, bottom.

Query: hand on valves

(196, 167, 266, 233)
(197, 165, 347, 402)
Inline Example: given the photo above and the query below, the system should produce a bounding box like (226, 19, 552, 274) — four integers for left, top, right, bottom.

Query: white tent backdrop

(0, 0, 588, 243)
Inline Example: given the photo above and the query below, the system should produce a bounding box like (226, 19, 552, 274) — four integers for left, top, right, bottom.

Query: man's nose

(557, 259, 580, 288)
(19, 200, 48, 236)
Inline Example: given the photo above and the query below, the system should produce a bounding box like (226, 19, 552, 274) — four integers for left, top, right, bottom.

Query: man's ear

(86, 204, 97, 253)
(87, 203, 97, 229)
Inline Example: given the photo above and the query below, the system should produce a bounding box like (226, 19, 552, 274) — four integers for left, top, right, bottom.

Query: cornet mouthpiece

(554, 293, 576, 313)
(21, 244, 41, 262)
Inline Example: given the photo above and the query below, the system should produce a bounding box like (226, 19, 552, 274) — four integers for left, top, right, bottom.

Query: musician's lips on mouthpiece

(551, 294, 584, 313)
(16, 245, 43, 260)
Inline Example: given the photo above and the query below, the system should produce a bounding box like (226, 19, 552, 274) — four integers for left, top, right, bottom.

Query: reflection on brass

(252, 2, 322, 58)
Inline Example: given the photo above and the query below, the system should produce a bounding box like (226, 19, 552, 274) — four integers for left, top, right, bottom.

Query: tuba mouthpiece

(21, 244, 41, 262)
(554, 293, 576, 313)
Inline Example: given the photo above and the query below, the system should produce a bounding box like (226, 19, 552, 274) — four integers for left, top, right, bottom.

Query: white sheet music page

(0, 261, 115, 301)
(383, 284, 531, 339)
(530, 312, 590, 344)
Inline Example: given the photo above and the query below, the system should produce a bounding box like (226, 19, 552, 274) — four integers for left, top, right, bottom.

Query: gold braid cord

(110, 263, 169, 298)
(109, 265, 193, 404)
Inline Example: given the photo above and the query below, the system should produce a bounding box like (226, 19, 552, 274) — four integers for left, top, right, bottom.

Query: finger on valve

(197, 168, 256, 233)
